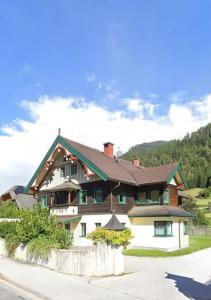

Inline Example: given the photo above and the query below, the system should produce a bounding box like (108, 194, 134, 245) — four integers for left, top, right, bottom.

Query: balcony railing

(50, 206, 78, 216)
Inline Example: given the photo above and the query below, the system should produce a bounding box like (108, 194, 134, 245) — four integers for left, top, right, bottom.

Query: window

(40, 195, 47, 208)
(60, 166, 65, 177)
(154, 221, 172, 237)
(94, 188, 103, 204)
(118, 190, 127, 204)
(150, 190, 160, 204)
(95, 223, 101, 227)
(79, 190, 87, 205)
(55, 191, 68, 205)
(71, 163, 77, 175)
(163, 189, 170, 204)
(136, 192, 147, 204)
(184, 221, 188, 235)
(80, 223, 86, 237)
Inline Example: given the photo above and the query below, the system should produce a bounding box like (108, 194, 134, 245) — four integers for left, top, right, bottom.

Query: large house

(25, 133, 193, 251)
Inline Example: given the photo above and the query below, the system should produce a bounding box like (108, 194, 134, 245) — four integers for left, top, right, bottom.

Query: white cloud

(124, 97, 156, 118)
(0, 94, 210, 194)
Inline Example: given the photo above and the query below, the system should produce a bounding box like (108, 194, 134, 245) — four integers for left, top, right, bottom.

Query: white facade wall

(129, 217, 189, 251)
(73, 214, 130, 246)
(72, 215, 189, 251)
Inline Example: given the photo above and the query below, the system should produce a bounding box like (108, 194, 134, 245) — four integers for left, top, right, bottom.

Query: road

(1, 247, 211, 300)
(0, 280, 36, 300)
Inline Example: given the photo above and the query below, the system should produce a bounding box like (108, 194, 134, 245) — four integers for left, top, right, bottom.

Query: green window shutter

(40, 195, 47, 208)
(163, 189, 170, 204)
(118, 190, 127, 204)
(137, 192, 147, 205)
(79, 190, 87, 205)
(94, 188, 103, 204)
(150, 190, 160, 204)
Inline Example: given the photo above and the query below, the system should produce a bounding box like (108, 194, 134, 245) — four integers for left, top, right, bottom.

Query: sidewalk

(0, 256, 135, 300)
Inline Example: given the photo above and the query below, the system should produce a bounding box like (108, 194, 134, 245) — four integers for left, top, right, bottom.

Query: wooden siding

(39, 181, 179, 215)
(168, 184, 179, 207)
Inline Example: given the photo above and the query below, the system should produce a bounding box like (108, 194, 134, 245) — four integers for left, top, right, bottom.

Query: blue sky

(1, 0, 211, 192)
(1, 0, 211, 123)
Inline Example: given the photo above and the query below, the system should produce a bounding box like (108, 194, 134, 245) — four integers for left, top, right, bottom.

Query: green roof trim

(24, 135, 108, 193)
(167, 163, 189, 189)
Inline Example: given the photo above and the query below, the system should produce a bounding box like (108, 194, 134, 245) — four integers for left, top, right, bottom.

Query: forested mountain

(123, 123, 211, 188)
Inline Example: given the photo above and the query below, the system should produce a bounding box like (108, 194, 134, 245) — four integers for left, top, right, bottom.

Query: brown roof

(131, 163, 178, 185)
(128, 205, 194, 218)
(63, 137, 178, 186)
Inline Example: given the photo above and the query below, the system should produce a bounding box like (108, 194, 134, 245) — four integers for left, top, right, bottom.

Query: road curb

(0, 273, 51, 300)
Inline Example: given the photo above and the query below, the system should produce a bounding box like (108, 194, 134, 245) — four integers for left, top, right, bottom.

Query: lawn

(123, 236, 211, 257)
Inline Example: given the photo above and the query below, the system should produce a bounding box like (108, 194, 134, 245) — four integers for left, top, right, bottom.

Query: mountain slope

(123, 123, 211, 188)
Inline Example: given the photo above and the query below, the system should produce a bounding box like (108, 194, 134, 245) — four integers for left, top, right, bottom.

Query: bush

(198, 188, 210, 199)
(16, 206, 56, 243)
(5, 234, 20, 257)
(0, 222, 17, 238)
(193, 210, 209, 226)
(87, 227, 133, 249)
(0, 200, 20, 218)
(51, 226, 72, 249)
(27, 236, 60, 260)
(0, 205, 72, 259)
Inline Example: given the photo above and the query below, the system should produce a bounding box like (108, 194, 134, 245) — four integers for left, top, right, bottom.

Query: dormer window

(60, 166, 65, 177)
(71, 163, 77, 175)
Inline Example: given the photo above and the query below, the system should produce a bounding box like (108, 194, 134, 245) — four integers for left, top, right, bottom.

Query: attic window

(60, 166, 65, 177)
(71, 163, 77, 175)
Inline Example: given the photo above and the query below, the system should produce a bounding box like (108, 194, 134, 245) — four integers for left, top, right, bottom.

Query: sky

(0, 0, 211, 193)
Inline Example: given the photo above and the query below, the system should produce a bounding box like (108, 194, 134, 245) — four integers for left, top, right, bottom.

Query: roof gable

(24, 136, 109, 193)
(24, 135, 188, 193)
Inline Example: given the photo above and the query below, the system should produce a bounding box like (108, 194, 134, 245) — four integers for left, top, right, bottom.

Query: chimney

(103, 142, 114, 158)
(132, 158, 140, 167)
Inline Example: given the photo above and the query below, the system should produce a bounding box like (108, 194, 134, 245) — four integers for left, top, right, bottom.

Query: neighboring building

(1, 185, 38, 209)
(24, 133, 193, 251)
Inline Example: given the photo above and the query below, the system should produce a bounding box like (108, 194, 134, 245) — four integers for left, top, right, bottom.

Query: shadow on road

(166, 273, 211, 300)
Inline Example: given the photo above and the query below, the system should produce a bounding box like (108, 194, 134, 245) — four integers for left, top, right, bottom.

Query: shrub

(181, 196, 197, 212)
(16, 206, 56, 243)
(5, 234, 20, 257)
(0, 200, 20, 218)
(193, 210, 209, 226)
(1, 205, 72, 259)
(198, 188, 210, 199)
(87, 227, 133, 249)
(27, 236, 60, 260)
(51, 226, 72, 249)
(0, 222, 17, 238)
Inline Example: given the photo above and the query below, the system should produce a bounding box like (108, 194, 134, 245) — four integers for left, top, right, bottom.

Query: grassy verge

(123, 236, 211, 257)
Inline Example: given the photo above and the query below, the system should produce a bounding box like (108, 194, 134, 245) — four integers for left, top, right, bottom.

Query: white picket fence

(0, 239, 124, 276)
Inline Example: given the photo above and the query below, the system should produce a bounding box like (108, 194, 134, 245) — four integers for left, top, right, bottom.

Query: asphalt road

(0, 281, 32, 300)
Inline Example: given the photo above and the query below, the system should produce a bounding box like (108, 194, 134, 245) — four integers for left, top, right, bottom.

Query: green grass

(123, 236, 211, 257)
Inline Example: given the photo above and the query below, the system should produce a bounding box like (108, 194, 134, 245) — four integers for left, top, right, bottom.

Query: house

(1, 185, 38, 209)
(24, 133, 193, 251)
